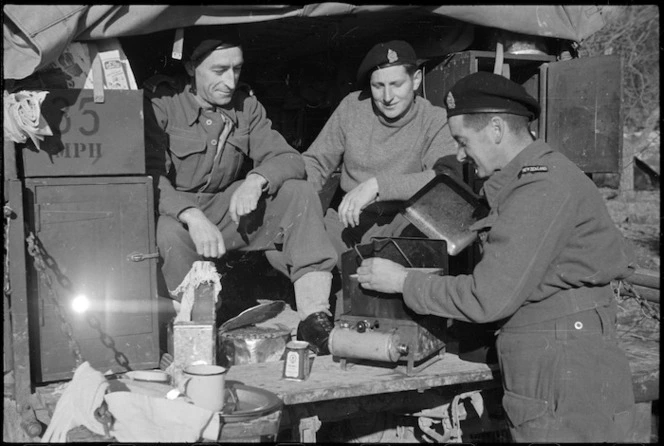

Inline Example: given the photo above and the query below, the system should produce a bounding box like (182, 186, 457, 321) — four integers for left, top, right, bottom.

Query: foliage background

(579, 5, 660, 135)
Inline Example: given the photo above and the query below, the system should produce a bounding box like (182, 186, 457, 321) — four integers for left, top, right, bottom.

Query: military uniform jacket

(402, 139, 636, 327)
(144, 75, 305, 219)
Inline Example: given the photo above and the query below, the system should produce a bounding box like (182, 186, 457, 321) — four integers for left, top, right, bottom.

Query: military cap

(356, 40, 418, 85)
(444, 71, 540, 121)
(184, 25, 242, 65)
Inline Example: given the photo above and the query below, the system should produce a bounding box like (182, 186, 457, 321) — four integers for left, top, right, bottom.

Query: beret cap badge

(446, 91, 456, 109)
(387, 49, 398, 64)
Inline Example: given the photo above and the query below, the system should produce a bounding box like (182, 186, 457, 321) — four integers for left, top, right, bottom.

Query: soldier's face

(369, 65, 422, 121)
(191, 46, 243, 107)
(449, 115, 501, 178)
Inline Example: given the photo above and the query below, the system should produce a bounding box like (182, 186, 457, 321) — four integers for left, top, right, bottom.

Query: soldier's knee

(156, 215, 190, 249)
(277, 179, 318, 203)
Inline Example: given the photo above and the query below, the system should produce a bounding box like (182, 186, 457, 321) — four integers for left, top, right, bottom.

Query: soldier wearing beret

(144, 25, 338, 355)
(355, 71, 638, 442)
(298, 40, 459, 316)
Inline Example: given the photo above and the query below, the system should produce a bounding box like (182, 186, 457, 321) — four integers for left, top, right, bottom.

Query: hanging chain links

(25, 232, 85, 367)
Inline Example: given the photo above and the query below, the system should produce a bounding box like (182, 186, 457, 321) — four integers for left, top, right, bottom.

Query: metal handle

(127, 251, 160, 262)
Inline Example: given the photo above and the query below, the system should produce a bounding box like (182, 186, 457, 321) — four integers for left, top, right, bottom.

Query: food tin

(282, 340, 314, 381)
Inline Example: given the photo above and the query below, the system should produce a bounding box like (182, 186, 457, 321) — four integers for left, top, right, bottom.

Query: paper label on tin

(284, 351, 301, 378)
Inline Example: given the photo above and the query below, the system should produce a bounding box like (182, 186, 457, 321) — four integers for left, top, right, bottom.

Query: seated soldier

(301, 40, 460, 263)
(294, 40, 459, 318)
(144, 25, 338, 355)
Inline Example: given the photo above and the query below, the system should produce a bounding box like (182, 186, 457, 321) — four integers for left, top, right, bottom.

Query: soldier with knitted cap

(144, 25, 338, 355)
(355, 71, 638, 442)
(297, 40, 460, 319)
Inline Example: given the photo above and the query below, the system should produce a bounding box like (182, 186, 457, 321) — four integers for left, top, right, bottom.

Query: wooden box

(21, 89, 144, 177)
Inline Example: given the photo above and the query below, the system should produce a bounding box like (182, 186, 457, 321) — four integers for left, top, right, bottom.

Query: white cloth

(172, 260, 221, 322)
(105, 391, 220, 442)
(40, 361, 109, 443)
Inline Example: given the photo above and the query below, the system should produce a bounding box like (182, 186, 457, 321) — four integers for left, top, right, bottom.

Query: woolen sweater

(303, 90, 457, 201)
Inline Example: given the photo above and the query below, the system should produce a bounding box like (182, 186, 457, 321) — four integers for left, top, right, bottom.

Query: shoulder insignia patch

(518, 165, 548, 179)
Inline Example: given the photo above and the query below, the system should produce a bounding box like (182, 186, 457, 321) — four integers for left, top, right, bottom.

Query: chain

(86, 313, 132, 371)
(25, 232, 85, 366)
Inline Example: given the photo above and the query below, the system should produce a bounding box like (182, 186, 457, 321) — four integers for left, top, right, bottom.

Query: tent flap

(3, 3, 610, 81)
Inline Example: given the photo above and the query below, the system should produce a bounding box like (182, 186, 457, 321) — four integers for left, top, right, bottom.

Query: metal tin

(219, 326, 291, 367)
(282, 340, 314, 381)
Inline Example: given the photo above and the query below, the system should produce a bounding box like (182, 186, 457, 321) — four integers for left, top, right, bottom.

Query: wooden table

(27, 334, 658, 443)
(224, 334, 658, 442)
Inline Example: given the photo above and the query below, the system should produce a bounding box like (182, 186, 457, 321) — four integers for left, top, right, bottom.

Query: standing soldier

(355, 71, 638, 442)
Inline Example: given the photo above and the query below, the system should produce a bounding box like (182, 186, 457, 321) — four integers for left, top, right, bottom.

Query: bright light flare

(71, 294, 91, 314)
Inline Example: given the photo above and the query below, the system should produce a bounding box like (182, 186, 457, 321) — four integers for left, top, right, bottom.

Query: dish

(219, 381, 283, 422)
(124, 370, 171, 383)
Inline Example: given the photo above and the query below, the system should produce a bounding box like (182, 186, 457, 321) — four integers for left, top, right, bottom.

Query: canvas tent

(3, 4, 613, 81)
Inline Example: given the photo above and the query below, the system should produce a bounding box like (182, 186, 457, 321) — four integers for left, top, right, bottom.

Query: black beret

(184, 25, 242, 65)
(356, 40, 418, 86)
(444, 71, 540, 121)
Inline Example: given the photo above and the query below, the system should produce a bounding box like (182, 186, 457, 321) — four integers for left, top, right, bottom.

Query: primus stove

(329, 174, 489, 375)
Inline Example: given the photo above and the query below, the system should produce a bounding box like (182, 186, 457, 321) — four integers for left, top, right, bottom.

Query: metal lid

(220, 325, 291, 340)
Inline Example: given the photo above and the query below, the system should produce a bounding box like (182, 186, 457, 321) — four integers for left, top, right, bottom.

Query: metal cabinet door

(25, 176, 159, 382)
(543, 55, 622, 173)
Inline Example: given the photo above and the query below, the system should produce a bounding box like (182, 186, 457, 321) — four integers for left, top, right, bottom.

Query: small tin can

(282, 340, 314, 381)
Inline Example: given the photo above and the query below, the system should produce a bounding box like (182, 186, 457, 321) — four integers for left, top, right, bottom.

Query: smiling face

(448, 114, 502, 179)
(369, 65, 422, 121)
(186, 46, 243, 107)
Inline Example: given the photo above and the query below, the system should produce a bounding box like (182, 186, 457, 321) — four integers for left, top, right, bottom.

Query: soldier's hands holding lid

(338, 177, 379, 228)
(179, 208, 226, 258)
(356, 257, 408, 294)
(229, 173, 267, 224)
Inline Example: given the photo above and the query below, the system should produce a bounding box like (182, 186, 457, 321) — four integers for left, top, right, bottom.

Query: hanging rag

(104, 391, 220, 442)
(40, 361, 110, 443)
(3, 90, 53, 150)
(172, 260, 222, 322)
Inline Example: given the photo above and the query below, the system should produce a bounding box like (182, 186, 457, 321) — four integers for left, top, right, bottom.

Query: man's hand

(356, 257, 408, 294)
(229, 173, 267, 224)
(178, 208, 226, 258)
(337, 177, 379, 228)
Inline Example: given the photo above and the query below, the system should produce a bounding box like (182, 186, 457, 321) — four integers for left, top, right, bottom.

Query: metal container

(218, 326, 291, 367)
(172, 321, 217, 369)
(282, 340, 314, 381)
(403, 174, 489, 255)
(328, 326, 408, 362)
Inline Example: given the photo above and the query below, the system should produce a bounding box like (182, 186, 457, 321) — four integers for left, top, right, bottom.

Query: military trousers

(496, 301, 637, 442)
(156, 179, 338, 310)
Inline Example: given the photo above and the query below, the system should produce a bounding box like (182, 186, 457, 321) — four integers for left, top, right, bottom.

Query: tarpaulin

(3, 4, 611, 80)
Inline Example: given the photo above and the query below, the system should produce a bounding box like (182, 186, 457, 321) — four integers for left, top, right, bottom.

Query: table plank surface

(225, 335, 659, 406)
(225, 352, 498, 406)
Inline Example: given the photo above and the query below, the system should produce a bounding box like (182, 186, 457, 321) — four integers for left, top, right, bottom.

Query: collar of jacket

(182, 83, 239, 127)
(373, 94, 420, 128)
(482, 139, 553, 207)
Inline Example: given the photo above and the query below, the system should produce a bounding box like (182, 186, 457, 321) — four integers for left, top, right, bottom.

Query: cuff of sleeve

(249, 167, 280, 195)
(160, 195, 199, 221)
(375, 174, 394, 201)
(402, 271, 431, 315)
